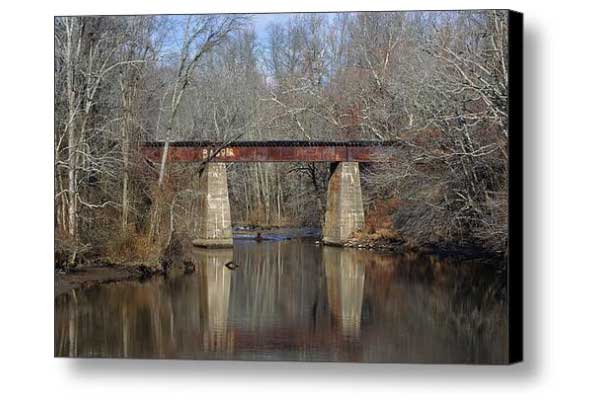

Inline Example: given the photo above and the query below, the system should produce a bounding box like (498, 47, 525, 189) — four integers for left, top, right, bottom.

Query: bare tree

(156, 15, 247, 186)
(55, 17, 144, 241)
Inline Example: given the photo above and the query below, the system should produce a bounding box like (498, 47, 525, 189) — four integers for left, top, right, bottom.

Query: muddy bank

(54, 260, 198, 298)
(54, 264, 147, 297)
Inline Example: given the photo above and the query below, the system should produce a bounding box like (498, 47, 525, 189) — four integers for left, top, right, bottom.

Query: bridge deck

(141, 140, 400, 162)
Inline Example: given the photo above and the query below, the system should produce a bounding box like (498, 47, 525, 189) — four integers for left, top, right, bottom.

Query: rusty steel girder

(141, 141, 400, 163)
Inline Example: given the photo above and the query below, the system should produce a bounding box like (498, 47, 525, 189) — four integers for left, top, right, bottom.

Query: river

(54, 232, 508, 363)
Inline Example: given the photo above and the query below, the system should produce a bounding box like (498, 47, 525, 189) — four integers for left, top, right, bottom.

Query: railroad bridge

(142, 140, 399, 247)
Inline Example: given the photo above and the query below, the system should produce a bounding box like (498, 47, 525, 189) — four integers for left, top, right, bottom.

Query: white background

(0, 0, 597, 398)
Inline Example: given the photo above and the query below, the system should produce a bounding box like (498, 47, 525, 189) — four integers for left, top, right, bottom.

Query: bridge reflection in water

(197, 248, 233, 353)
(323, 247, 365, 341)
(54, 238, 508, 363)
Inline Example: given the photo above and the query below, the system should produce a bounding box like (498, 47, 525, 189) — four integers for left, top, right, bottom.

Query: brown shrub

(364, 197, 402, 232)
(104, 227, 158, 264)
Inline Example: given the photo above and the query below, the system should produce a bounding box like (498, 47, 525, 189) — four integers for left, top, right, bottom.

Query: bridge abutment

(322, 162, 365, 245)
(192, 163, 233, 248)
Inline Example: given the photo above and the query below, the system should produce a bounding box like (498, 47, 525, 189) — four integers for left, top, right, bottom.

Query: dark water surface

(55, 236, 508, 363)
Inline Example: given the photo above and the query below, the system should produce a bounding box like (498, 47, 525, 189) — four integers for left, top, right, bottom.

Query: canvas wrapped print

(54, 10, 523, 364)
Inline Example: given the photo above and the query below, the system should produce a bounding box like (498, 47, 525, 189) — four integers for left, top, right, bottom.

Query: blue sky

(249, 13, 293, 44)
(158, 13, 342, 58)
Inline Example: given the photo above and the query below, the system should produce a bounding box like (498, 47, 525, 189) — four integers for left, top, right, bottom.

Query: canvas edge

(507, 9, 524, 364)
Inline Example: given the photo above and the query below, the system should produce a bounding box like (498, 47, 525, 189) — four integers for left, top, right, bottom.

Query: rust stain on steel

(141, 142, 396, 163)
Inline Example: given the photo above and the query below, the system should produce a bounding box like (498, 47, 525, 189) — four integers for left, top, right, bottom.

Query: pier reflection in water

(198, 249, 233, 353)
(55, 238, 508, 363)
(323, 247, 365, 341)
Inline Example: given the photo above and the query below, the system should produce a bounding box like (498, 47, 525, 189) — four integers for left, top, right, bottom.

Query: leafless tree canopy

(54, 11, 509, 262)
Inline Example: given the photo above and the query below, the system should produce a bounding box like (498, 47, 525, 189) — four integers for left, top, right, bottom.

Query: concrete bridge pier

(322, 162, 365, 245)
(192, 163, 233, 248)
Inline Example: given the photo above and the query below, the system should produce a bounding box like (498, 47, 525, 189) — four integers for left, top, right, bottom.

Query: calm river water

(55, 234, 508, 363)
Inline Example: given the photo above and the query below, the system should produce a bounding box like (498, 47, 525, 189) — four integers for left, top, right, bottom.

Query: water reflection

(198, 249, 233, 353)
(323, 247, 365, 340)
(55, 239, 508, 363)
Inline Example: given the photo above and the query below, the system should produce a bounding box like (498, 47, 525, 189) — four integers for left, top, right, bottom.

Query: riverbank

(327, 229, 505, 261)
(55, 227, 503, 298)
(55, 264, 138, 297)
(54, 260, 171, 297)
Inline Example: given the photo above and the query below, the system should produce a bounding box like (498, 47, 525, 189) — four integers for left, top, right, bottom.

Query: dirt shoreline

(54, 263, 163, 298)
(324, 236, 505, 261)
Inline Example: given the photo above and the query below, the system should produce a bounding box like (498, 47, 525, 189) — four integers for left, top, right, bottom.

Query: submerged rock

(183, 260, 196, 274)
(225, 261, 239, 270)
